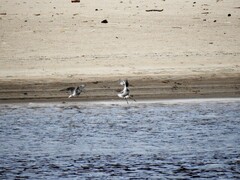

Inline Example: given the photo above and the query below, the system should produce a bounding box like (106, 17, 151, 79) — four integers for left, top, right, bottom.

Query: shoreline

(1, 97, 240, 105)
(0, 75, 239, 104)
(0, 97, 240, 106)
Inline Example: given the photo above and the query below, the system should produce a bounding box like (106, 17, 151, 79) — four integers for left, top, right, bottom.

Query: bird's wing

(60, 87, 75, 93)
(125, 80, 129, 87)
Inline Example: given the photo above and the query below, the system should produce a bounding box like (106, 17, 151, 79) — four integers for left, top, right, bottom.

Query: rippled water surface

(0, 99, 240, 179)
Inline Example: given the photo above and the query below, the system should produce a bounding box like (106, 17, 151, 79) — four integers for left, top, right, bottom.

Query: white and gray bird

(61, 84, 86, 98)
(117, 80, 136, 104)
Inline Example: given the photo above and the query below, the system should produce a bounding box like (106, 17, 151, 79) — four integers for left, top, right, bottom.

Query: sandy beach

(0, 0, 240, 102)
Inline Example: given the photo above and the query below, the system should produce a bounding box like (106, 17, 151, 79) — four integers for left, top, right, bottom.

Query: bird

(117, 80, 136, 104)
(60, 84, 86, 98)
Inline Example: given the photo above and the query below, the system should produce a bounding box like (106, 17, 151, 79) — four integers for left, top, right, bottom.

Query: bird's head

(119, 80, 128, 86)
(120, 81, 124, 86)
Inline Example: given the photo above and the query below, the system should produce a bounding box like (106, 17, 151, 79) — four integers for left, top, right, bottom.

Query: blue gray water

(0, 99, 240, 179)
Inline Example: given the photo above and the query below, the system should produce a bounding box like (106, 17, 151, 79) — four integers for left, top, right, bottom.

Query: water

(0, 99, 240, 179)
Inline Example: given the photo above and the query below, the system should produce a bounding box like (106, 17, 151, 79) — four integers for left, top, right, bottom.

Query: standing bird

(117, 80, 136, 104)
(61, 84, 86, 98)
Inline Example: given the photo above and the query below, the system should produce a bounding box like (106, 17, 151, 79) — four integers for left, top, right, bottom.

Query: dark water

(0, 99, 240, 179)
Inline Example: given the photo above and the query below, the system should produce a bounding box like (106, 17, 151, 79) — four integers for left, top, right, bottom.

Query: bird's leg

(130, 97, 136, 102)
(129, 95, 136, 102)
(125, 98, 129, 104)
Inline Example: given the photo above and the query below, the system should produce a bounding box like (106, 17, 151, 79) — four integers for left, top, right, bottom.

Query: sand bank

(0, 0, 240, 102)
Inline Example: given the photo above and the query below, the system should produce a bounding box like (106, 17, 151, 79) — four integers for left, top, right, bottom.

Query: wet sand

(0, 75, 239, 103)
(0, 0, 240, 102)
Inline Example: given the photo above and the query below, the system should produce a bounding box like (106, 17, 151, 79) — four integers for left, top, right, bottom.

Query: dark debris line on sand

(71, 0, 80, 3)
(145, 9, 164, 12)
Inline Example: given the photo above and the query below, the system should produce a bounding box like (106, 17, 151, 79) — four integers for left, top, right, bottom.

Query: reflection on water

(0, 99, 240, 179)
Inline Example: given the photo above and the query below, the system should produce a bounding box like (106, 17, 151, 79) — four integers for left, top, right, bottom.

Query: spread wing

(60, 87, 75, 93)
